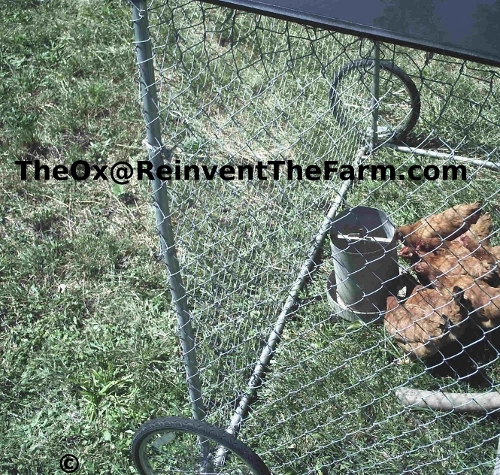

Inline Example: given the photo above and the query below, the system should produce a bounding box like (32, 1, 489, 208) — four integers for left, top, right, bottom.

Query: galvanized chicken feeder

(327, 206, 399, 322)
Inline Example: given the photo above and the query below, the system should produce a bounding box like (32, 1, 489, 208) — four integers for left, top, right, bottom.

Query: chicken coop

(130, 0, 500, 473)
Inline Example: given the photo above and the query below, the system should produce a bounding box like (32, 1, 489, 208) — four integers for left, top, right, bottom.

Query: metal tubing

(215, 149, 367, 463)
(385, 144, 500, 171)
(396, 388, 500, 413)
(371, 42, 380, 149)
(494, 436, 500, 475)
(131, 0, 206, 422)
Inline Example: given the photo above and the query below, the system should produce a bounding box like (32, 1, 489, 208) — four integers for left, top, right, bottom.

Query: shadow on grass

(425, 325, 500, 390)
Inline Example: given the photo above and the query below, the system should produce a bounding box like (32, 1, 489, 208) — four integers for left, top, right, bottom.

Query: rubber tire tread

(131, 416, 272, 475)
(330, 59, 421, 141)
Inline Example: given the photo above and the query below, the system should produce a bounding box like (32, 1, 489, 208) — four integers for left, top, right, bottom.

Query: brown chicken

(453, 214, 499, 263)
(415, 236, 499, 285)
(438, 276, 500, 330)
(491, 247, 500, 261)
(412, 250, 496, 285)
(457, 213, 493, 246)
(385, 286, 467, 360)
(396, 202, 482, 249)
(416, 240, 468, 256)
(418, 239, 496, 265)
(398, 245, 419, 264)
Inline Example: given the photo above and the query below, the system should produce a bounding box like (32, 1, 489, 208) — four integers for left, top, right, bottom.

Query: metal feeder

(328, 206, 399, 322)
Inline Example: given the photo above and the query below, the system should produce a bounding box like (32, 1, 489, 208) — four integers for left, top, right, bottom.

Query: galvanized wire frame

(132, 0, 205, 422)
(131, 1, 500, 473)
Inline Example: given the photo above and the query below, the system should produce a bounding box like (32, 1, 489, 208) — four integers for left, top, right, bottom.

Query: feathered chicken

(384, 286, 467, 360)
(411, 246, 496, 285)
(453, 213, 500, 263)
(458, 213, 493, 246)
(400, 239, 479, 267)
(414, 238, 499, 285)
(491, 247, 500, 261)
(396, 202, 482, 249)
(398, 245, 419, 264)
(438, 275, 500, 330)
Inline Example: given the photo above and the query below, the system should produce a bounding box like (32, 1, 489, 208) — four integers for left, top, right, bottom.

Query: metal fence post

(494, 436, 500, 475)
(371, 41, 380, 149)
(131, 0, 206, 422)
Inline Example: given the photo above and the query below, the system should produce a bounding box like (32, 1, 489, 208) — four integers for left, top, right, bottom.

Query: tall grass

(1, 1, 499, 474)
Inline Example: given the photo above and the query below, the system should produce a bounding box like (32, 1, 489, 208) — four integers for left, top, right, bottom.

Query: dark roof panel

(205, 0, 500, 66)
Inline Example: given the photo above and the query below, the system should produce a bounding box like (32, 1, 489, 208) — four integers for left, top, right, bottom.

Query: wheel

(330, 59, 421, 143)
(131, 416, 272, 475)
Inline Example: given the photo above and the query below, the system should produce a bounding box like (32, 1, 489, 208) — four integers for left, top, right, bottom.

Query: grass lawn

(1, 1, 500, 474)
(0, 1, 185, 473)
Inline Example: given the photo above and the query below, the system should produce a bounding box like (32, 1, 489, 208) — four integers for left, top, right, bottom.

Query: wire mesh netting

(131, 1, 500, 473)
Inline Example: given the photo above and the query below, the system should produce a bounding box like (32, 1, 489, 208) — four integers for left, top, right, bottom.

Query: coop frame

(130, 0, 500, 472)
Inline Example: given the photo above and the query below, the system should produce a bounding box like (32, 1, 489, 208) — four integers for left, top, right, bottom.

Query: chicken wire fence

(130, 0, 500, 473)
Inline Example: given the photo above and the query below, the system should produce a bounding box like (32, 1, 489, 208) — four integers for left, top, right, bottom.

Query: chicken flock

(384, 202, 500, 361)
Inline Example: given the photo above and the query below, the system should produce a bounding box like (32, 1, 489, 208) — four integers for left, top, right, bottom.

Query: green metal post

(131, 0, 205, 422)
(371, 41, 380, 149)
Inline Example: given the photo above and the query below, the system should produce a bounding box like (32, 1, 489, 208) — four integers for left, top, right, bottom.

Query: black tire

(131, 416, 272, 475)
(330, 59, 421, 143)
